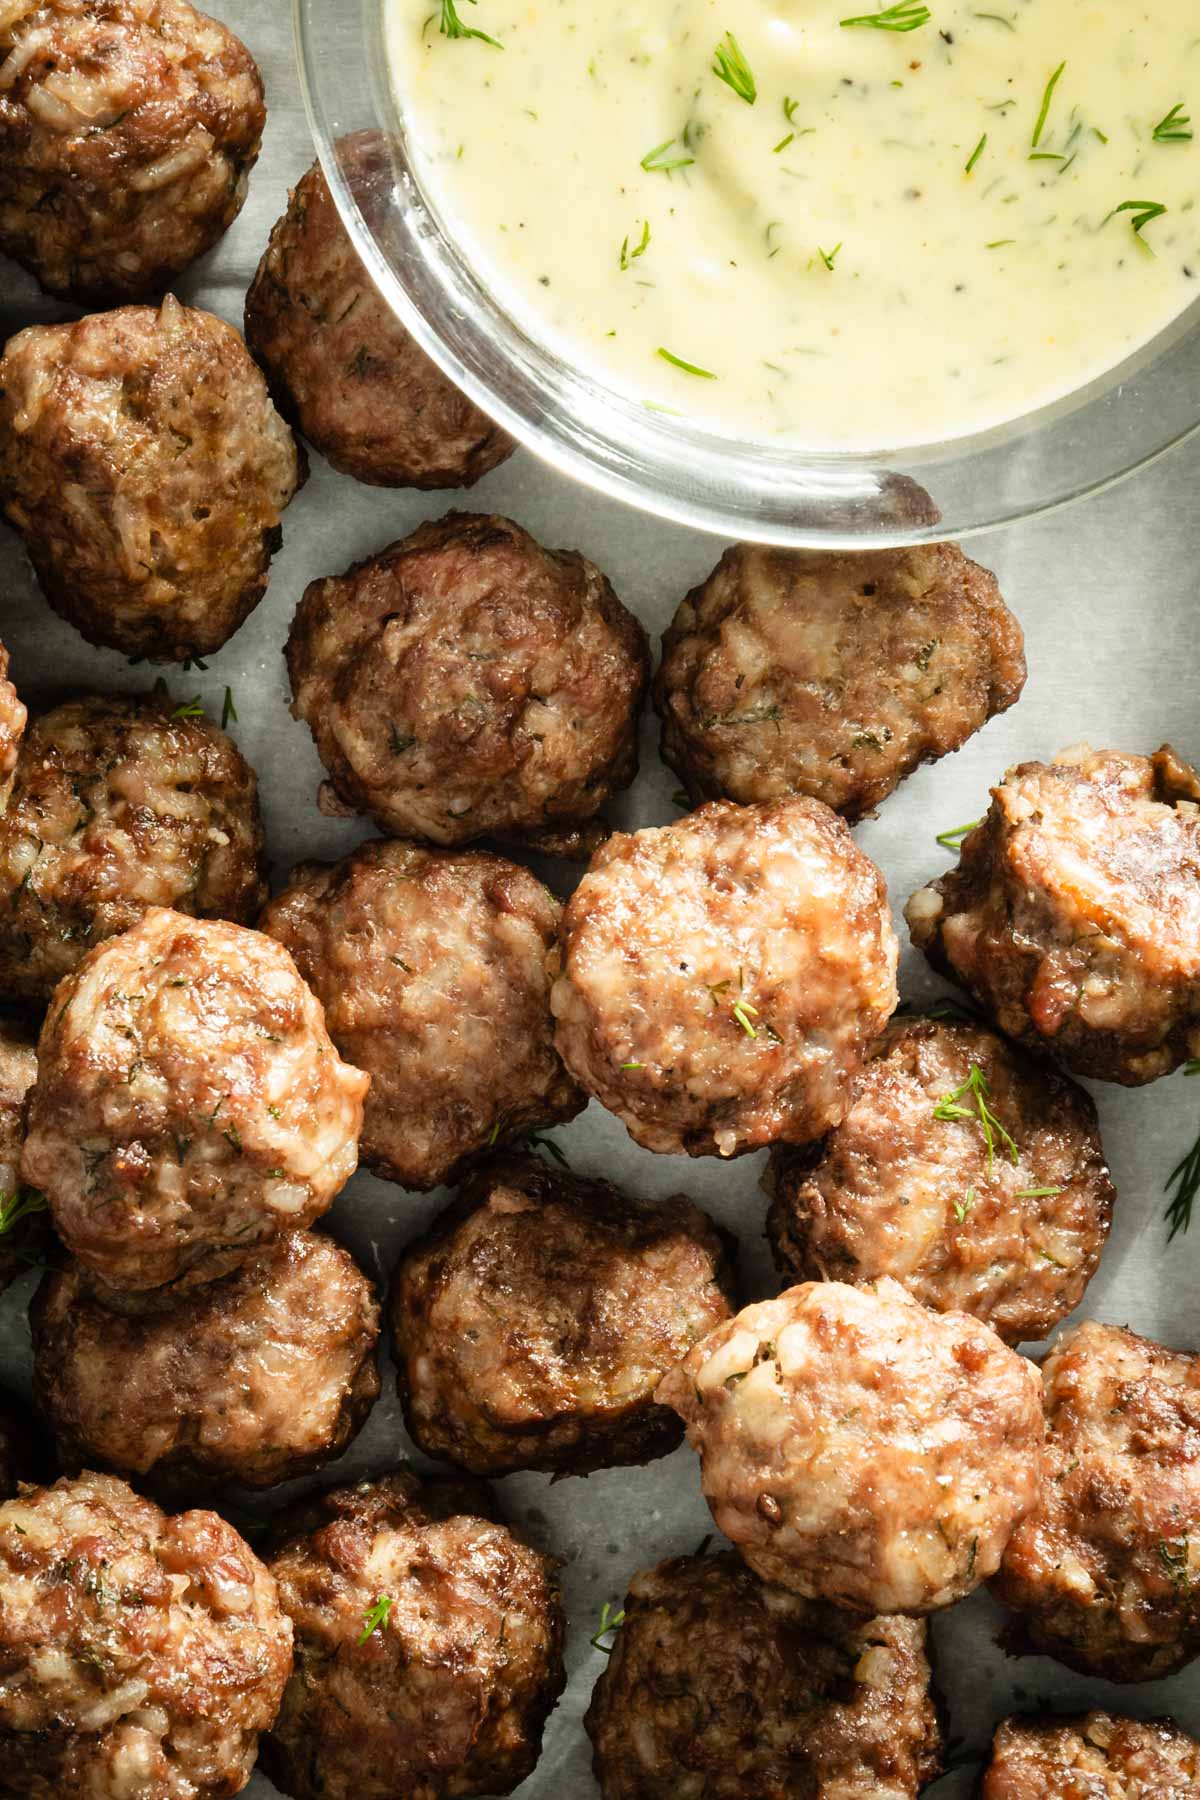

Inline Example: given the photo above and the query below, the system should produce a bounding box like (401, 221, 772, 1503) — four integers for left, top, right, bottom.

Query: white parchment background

(2, 3, 1200, 1793)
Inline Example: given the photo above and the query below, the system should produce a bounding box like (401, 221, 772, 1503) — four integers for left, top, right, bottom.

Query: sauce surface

(386, 1, 1200, 450)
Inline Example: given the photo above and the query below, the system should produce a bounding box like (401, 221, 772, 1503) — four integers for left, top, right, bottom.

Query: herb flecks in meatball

(907, 744, 1200, 1084)
(0, 1470, 291, 1800)
(22, 908, 369, 1293)
(391, 1152, 735, 1476)
(246, 138, 513, 489)
(656, 542, 1025, 819)
(0, 299, 304, 661)
(262, 1468, 565, 1800)
(285, 512, 650, 854)
(0, 0, 265, 301)
(551, 797, 898, 1158)
(32, 1230, 380, 1491)
(981, 1711, 1200, 1798)
(585, 1552, 943, 1800)
(0, 693, 267, 1002)
(993, 1318, 1200, 1681)
(260, 839, 582, 1193)
(768, 1014, 1114, 1343)
(659, 1276, 1044, 1614)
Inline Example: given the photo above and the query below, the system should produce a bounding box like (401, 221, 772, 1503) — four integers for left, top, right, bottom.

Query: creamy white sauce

(386, 1, 1200, 449)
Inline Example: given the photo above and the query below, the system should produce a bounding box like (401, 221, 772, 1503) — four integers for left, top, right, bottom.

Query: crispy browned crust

(245, 136, 513, 489)
(285, 511, 650, 849)
(980, 1711, 1200, 1798)
(655, 541, 1025, 820)
(262, 1468, 566, 1800)
(585, 1553, 944, 1799)
(0, 0, 265, 301)
(767, 1014, 1114, 1343)
(907, 745, 1200, 1085)
(390, 1151, 736, 1476)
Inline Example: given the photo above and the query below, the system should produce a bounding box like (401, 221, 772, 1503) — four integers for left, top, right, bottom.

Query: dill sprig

(657, 347, 717, 379)
(1153, 103, 1193, 143)
(818, 242, 843, 271)
(965, 132, 988, 174)
(712, 32, 756, 104)
(936, 819, 981, 850)
(840, 0, 931, 30)
(357, 1594, 393, 1644)
(641, 137, 694, 174)
(437, 0, 501, 48)
(220, 686, 238, 729)
(0, 1188, 48, 1237)
(1164, 1060, 1200, 1239)
(1031, 61, 1067, 148)
(1105, 198, 1169, 243)
(619, 221, 651, 270)
(934, 1063, 1018, 1169)
(590, 1600, 626, 1654)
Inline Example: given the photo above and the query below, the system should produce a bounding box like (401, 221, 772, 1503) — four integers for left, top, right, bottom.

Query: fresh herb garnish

(1015, 1185, 1063, 1198)
(657, 347, 717, 379)
(1105, 198, 1169, 244)
(1164, 1061, 1200, 1238)
(1159, 1535, 1193, 1591)
(358, 1595, 393, 1644)
(953, 1187, 976, 1223)
(1031, 60, 1066, 148)
(965, 132, 987, 174)
(590, 1600, 626, 1654)
(1153, 103, 1193, 143)
(641, 137, 695, 174)
(934, 1064, 1018, 1169)
(619, 221, 651, 270)
(0, 1188, 48, 1236)
(435, 0, 501, 48)
(171, 695, 205, 720)
(936, 819, 981, 850)
(221, 686, 237, 729)
(712, 31, 756, 104)
(840, 0, 931, 31)
(818, 242, 843, 271)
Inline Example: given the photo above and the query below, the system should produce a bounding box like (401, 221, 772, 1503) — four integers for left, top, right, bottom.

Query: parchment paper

(2, 4, 1200, 1793)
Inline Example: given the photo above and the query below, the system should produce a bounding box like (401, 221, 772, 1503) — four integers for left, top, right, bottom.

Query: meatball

(584, 1552, 943, 1800)
(767, 1014, 1114, 1344)
(285, 512, 650, 855)
(658, 1276, 1044, 1614)
(260, 839, 582, 1193)
(655, 542, 1025, 820)
(32, 1229, 380, 1491)
(0, 1017, 45, 1293)
(0, 639, 26, 809)
(993, 1318, 1200, 1681)
(0, 693, 267, 1003)
(245, 139, 513, 489)
(261, 1468, 565, 1800)
(550, 797, 898, 1159)
(980, 1711, 1200, 1799)
(0, 0, 264, 302)
(0, 1469, 291, 1799)
(0, 297, 304, 662)
(390, 1152, 735, 1476)
(907, 744, 1200, 1085)
(21, 907, 369, 1293)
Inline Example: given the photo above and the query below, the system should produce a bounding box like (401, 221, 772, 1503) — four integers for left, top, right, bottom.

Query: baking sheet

(3, 2, 1200, 1793)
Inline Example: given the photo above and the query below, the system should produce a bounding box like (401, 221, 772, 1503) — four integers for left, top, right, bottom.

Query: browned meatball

(0, 693, 267, 1003)
(993, 1319, 1200, 1681)
(767, 1014, 1114, 1344)
(262, 1468, 565, 1800)
(0, 1017, 45, 1293)
(907, 745, 1200, 1085)
(659, 1277, 1044, 1614)
(0, 639, 26, 809)
(980, 1711, 1200, 1798)
(285, 512, 650, 855)
(0, 0, 264, 302)
(32, 1230, 380, 1491)
(0, 1391, 45, 1498)
(260, 839, 582, 1193)
(584, 1552, 943, 1800)
(21, 907, 369, 1293)
(390, 1152, 736, 1476)
(656, 542, 1025, 820)
(245, 139, 513, 489)
(0, 298, 304, 662)
(551, 797, 898, 1158)
(0, 1469, 291, 1799)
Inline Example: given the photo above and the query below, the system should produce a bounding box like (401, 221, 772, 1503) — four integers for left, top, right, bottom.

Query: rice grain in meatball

(551, 797, 898, 1158)
(767, 1014, 1114, 1343)
(21, 907, 369, 1293)
(993, 1318, 1200, 1681)
(584, 1552, 943, 1800)
(0, 297, 304, 662)
(655, 542, 1025, 819)
(0, 693, 267, 1003)
(0, 1017, 44, 1293)
(0, 639, 26, 808)
(260, 839, 582, 1193)
(391, 1152, 735, 1476)
(981, 1711, 1200, 1799)
(285, 512, 650, 855)
(659, 1276, 1044, 1614)
(907, 745, 1200, 1085)
(32, 1230, 380, 1491)
(262, 1468, 565, 1800)
(0, 0, 265, 301)
(0, 1470, 291, 1800)
(245, 139, 513, 489)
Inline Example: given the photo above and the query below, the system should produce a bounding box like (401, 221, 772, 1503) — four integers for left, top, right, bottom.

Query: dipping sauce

(386, 2, 1199, 450)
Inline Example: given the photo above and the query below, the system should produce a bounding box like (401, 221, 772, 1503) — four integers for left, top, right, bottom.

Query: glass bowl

(295, 0, 1200, 549)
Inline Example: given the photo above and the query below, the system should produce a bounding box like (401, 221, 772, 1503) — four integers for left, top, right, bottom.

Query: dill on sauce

(818, 242, 844, 270)
(1152, 103, 1193, 143)
(619, 221, 651, 270)
(1031, 60, 1067, 148)
(840, 0, 932, 32)
(1105, 198, 1169, 250)
(964, 133, 988, 174)
(434, 0, 501, 48)
(657, 347, 717, 378)
(712, 31, 756, 105)
(640, 137, 695, 174)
